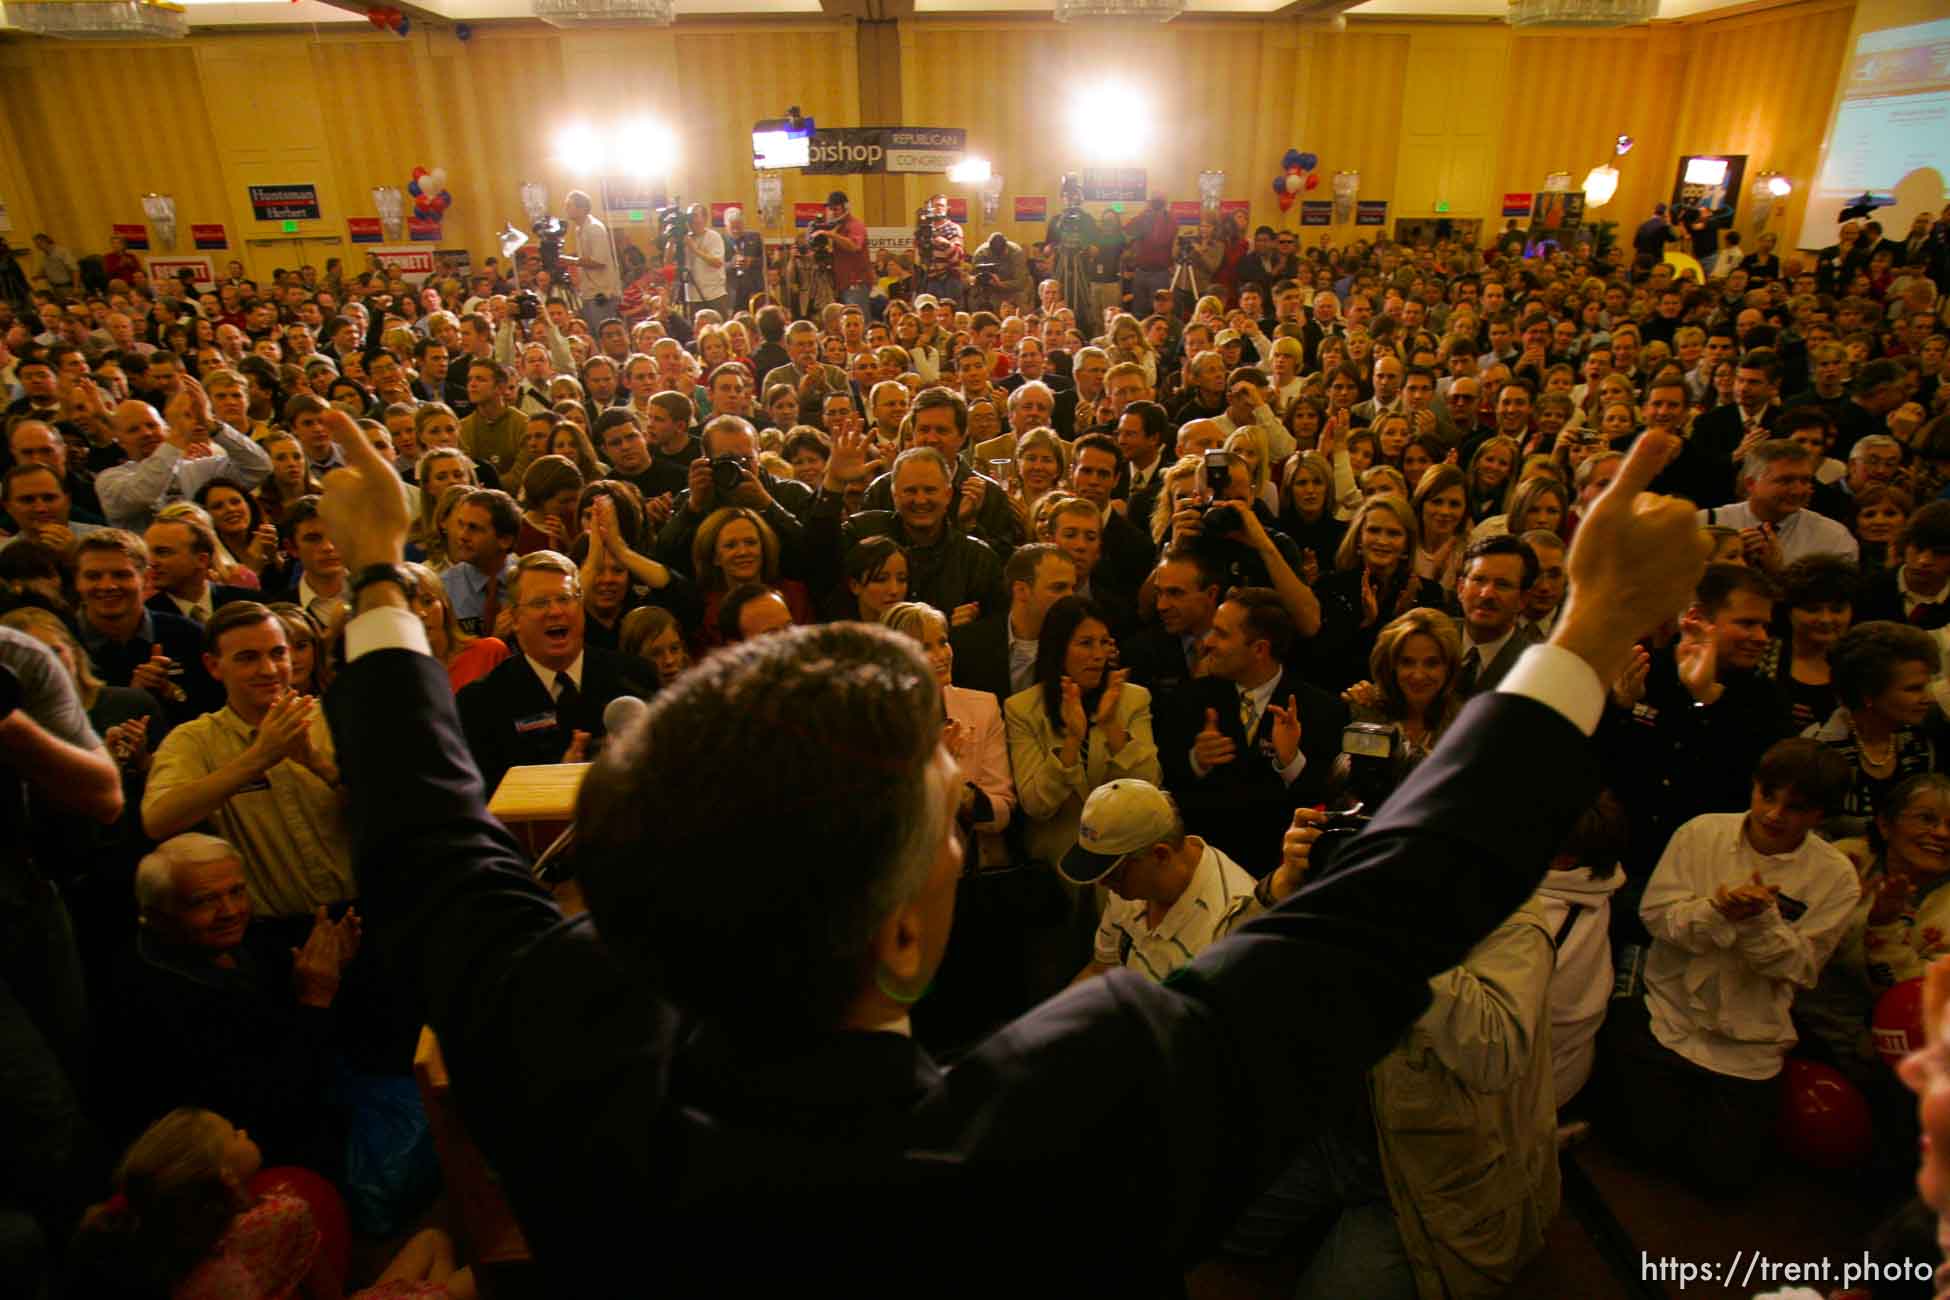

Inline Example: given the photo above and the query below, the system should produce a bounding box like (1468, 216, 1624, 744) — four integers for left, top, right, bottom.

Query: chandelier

(533, 0, 675, 26)
(1506, 0, 1656, 26)
(1054, 0, 1185, 22)
(6, 0, 187, 39)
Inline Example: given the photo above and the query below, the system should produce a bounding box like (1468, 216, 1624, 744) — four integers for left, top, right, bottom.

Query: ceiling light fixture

(6, 0, 187, 39)
(1054, 0, 1184, 23)
(533, 0, 675, 27)
(1506, 0, 1656, 27)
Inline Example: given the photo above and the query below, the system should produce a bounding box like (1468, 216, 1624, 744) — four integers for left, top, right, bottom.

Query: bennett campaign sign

(805, 127, 965, 175)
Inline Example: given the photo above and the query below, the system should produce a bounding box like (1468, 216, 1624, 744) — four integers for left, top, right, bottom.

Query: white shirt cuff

(1278, 749, 1307, 785)
(1496, 642, 1605, 737)
(345, 605, 432, 662)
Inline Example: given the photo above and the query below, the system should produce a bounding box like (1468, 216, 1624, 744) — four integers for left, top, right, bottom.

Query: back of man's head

(577, 622, 942, 1037)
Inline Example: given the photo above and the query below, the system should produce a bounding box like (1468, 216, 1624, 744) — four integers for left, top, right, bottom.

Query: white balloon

(1284, 173, 1303, 194)
(429, 167, 449, 191)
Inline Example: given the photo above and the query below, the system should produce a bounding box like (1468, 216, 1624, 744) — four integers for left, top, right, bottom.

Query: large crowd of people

(1, 190, 1949, 1298)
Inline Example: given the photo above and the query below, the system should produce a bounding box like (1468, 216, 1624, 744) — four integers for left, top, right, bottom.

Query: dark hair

(1753, 737, 1851, 815)
(1737, 348, 1780, 384)
(1226, 586, 1297, 662)
(1559, 791, 1629, 879)
(1695, 561, 1777, 616)
(717, 582, 783, 643)
(1005, 540, 1070, 594)
(1072, 432, 1122, 469)
(1831, 620, 1941, 711)
(844, 534, 906, 589)
(204, 599, 278, 655)
(1034, 595, 1109, 729)
(577, 479, 645, 552)
(458, 487, 521, 540)
(575, 622, 942, 1039)
(1775, 406, 1834, 442)
(1155, 543, 1222, 596)
(1901, 501, 1950, 554)
(1462, 533, 1538, 589)
(1779, 554, 1860, 611)
(1121, 400, 1168, 445)
(782, 428, 832, 464)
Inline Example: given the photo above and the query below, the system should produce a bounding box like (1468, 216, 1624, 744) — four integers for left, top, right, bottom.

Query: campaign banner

(1300, 201, 1332, 227)
(1502, 192, 1533, 218)
(1220, 199, 1252, 227)
(1080, 168, 1145, 203)
(248, 184, 320, 222)
(113, 223, 149, 250)
(408, 218, 441, 243)
(369, 246, 436, 281)
(866, 227, 913, 258)
(1013, 195, 1047, 222)
(945, 196, 968, 223)
(144, 255, 213, 290)
(191, 223, 227, 250)
(793, 202, 826, 229)
(1169, 200, 1201, 227)
(709, 201, 736, 227)
(600, 179, 666, 213)
(1355, 200, 1389, 227)
(804, 127, 966, 175)
(347, 217, 383, 244)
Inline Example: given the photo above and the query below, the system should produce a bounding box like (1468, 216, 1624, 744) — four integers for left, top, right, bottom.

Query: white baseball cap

(1061, 780, 1178, 884)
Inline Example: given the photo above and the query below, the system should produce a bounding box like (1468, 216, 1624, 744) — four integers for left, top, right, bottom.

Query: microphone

(602, 694, 649, 738)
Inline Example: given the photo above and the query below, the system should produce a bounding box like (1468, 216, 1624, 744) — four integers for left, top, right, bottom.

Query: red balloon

(1276, 191, 1296, 214)
(366, 8, 386, 25)
(1875, 978, 1927, 1070)
(249, 1167, 349, 1280)
(1304, 172, 1321, 191)
(411, 165, 428, 180)
(433, 193, 451, 212)
(1777, 1057, 1874, 1170)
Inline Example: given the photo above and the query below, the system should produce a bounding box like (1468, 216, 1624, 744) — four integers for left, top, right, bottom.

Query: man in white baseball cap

(1065, 779, 1320, 984)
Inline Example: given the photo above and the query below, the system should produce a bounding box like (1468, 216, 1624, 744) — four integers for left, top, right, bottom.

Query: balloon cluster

(408, 166, 452, 222)
(365, 6, 410, 35)
(1271, 149, 1320, 213)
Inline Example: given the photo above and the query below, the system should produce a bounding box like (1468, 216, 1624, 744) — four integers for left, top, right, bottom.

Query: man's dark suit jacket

(326, 642, 1598, 1292)
(1455, 624, 1542, 700)
(455, 645, 654, 794)
(1856, 567, 1950, 631)
(1120, 622, 1201, 719)
(145, 584, 257, 624)
(1157, 670, 1348, 869)
(1663, 403, 1776, 505)
(948, 613, 1013, 705)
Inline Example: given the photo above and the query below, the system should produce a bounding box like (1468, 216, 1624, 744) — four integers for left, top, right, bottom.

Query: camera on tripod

(531, 216, 566, 276)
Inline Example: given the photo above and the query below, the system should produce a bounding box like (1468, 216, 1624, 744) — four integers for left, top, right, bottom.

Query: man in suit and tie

(1115, 400, 1171, 530)
(1681, 348, 1782, 502)
(456, 551, 654, 793)
(144, 514, 254, 627)
(1158, 588, 1346, 866)
(1453, 535, 1542, 699)
(1121, 546, 1219, 720)
(949, 542, 1076, 705)
(1067, 434, 1157, 602)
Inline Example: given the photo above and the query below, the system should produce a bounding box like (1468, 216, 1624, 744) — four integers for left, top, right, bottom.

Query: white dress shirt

(97, 423, 273, 531)
(1694, 502, 1860, 565)
(1641, 812, 1861, 1080)
(524, 651, 585, 698)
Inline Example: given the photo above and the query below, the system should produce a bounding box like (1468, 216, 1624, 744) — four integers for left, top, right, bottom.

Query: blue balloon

(1297, 152, 1318, 172)
(455, 22, 471, 39)
(396, 14, 409, 34)
(407, 179, 421, 197)
(1282, 149, 1304, 171)
(1272, 175, 1286, 196)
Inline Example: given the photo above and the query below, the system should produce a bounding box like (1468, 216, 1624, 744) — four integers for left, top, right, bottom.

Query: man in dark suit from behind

(1157, 587, 1346, 867)
(1452, 534, 1544, 700)
(457, 550, 654, 794)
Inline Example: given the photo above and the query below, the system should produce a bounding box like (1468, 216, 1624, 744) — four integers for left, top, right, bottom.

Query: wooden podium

(485, 762, 590, 860)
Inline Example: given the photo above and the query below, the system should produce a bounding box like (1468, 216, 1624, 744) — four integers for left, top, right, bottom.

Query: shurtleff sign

(803, 127, 966, 175)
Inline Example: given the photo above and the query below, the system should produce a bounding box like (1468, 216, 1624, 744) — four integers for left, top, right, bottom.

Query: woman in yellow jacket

(1006, 596, 1160, 997)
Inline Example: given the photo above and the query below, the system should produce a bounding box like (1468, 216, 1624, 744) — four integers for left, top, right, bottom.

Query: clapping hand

(1711, 871, 1780, 922)
(1870, 872, 1917, 926)
(1674, 612, 1720, 705)
(1266, 694, 1303, 766)
(292, 906, 350, 1008)
(1093, 669, 1130, 728)
(1609, 644, 1652, 711)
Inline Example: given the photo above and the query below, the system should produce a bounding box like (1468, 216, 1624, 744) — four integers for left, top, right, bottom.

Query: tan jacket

(1369, 898, 1558, 1300)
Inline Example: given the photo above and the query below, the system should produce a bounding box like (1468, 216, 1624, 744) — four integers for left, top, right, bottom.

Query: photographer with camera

(811, 191, 872, 313)
(913, 194, 964, 305)
(1165, 449, 1314, 627)
(680, 204, 729, 318)
(652, 414, 814, 583)
(555, 190, 619, 337)
(969, 232, 1030, 317)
